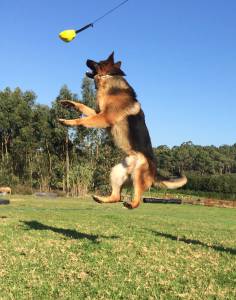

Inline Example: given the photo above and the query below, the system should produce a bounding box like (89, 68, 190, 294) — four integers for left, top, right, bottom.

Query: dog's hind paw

(123, 201, 133, 209)
(92, 195, 103, 204)
(123, 201, 140, 209)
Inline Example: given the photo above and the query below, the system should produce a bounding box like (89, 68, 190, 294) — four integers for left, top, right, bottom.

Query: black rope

(76, 23, 93, 34)
(75, 0, 129, 35)
(92, 0, 129, 24)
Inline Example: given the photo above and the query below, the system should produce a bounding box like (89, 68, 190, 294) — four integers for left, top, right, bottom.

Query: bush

(184, 174, 236, 194)
(13, 185, 33, 195)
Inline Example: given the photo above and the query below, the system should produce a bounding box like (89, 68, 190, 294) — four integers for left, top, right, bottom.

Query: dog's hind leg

(93, 161, 129, 204)
(123, 157, 153, 209)
(93, 156, 138, 204)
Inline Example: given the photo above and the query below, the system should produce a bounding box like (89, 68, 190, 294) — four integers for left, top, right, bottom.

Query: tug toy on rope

(59, 0, 129, 42)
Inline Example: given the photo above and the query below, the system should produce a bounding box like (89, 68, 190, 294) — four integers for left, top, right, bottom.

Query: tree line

(154, 143, 236, 197)
(0, 78, 122, 195)
(0, 79, 235, 196)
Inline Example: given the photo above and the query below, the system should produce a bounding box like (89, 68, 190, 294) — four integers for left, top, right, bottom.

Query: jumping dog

(59, 52, 187, 209)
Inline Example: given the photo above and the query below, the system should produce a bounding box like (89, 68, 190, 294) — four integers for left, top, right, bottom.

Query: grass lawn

(0, 195, 235, 300)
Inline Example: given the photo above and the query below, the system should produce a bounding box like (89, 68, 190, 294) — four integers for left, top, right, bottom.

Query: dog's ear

(116, 69, 126, 76)
(107, 51, 114, 64)
(114, 61, 121, 68)
(109, 66, 126, 76)
(113, 61, 126, 76)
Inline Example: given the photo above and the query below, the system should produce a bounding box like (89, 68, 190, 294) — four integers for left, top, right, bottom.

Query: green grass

(0, 195, 236, 299)
(142, 188, 236, 201)
(167, 189, 236, 201)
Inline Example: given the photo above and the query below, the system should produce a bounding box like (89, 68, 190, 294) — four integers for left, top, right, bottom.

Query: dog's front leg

(58, 113, 111, 128)
(60, 100, 96, 116)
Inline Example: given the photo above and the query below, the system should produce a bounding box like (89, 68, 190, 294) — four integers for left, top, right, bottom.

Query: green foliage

(0, 80, 120, 195)
(0, 82, 235, 198)
(154, 143, 236, 198)
(185, 174, 236, 194)
(154, 142, 236, 175)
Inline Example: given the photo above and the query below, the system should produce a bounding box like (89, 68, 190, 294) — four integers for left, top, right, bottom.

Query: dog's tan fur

(59, 52, 187, 209)
(0, 187, 11, 194)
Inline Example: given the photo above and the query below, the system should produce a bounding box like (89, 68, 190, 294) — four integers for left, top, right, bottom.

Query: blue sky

(0, 0, 235, 147)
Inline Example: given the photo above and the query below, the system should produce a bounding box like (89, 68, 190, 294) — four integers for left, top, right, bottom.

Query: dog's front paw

(60, 100, 76, 108)
(58, 118, 70, 126)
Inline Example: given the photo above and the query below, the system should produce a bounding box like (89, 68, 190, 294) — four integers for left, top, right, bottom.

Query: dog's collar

(95, 74, 113, 79)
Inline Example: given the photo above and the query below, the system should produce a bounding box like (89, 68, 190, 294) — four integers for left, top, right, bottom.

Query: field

(0, 196, 235, 300)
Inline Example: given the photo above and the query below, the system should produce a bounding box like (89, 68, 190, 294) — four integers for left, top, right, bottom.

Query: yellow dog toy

(58, 1, 129, 43)
(59, 24, 93, 42)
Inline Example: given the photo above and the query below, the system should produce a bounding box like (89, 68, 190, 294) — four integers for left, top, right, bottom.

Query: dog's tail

(153, 173, 187, 190)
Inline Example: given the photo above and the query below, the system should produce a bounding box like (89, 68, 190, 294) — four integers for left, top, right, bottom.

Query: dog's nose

(86, 59, 97, 69)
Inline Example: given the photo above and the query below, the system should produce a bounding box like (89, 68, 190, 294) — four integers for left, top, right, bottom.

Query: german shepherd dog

(59, 52, 187, 209)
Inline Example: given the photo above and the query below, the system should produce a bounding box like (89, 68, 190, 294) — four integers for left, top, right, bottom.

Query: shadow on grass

(22, 220, 119, 243)
(147, 229, 236, 255)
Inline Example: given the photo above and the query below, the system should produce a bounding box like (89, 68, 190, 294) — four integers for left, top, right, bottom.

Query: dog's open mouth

(86, 59, 97, 79)
(85, 71, 94, 78)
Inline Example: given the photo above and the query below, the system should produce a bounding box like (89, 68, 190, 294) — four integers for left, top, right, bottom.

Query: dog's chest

(96, 89, 107, 111)
(110, 120, 132, 154)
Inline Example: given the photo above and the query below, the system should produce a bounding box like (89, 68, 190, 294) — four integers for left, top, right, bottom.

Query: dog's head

(86, 52, 126, 79)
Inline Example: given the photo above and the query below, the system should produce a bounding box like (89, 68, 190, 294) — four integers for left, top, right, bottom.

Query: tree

(0, 85, 235, 197)
(50, 85, 78, 195)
